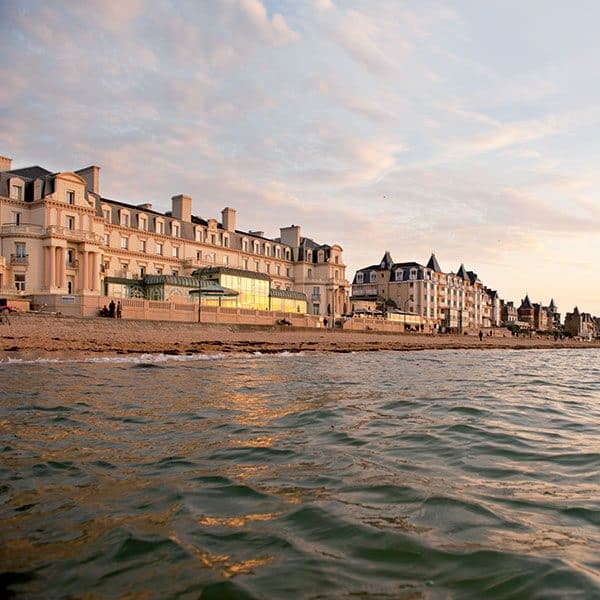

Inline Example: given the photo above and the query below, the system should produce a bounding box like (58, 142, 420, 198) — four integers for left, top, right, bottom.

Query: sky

(1, 0, 599, 315)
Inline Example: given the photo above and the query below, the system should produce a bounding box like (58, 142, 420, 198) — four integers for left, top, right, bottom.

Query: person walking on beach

(108, 299, 115, 318)
(116, 301, 122, 319)
(479, 330, 483, 342)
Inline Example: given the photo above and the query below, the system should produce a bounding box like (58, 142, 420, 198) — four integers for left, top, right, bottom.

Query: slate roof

(426, 253, 442, 272)
(5, 166, 53, 180)
(379, 251, 394, 269)
(456, 264, 469, 280)
(520, 294, 533, 309)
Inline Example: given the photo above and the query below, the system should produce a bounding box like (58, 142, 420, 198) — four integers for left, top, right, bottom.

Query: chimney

(280, 225, 301, 248)
(75, 165, 100, 193)
(171, 194, 192, 222)
(137, 203, 153, 210)
(221, 207, 236, 231)
(0, 156, 12, 172)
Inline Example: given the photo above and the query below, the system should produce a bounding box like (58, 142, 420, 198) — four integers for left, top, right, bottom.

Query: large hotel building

(0, 156, 349, 319)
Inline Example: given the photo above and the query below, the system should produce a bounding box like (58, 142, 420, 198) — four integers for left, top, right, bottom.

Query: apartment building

(0, 156, 349, 317)
(351, 252, 498, 332)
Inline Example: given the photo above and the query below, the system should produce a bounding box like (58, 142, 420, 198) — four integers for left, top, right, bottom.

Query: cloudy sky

(1, 0, 599, 314)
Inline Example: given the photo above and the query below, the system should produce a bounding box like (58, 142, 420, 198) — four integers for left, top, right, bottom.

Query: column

(91, 253, 100, 293)
(80, 250, 88, 292)
(49, 246, 56, 288)
(57, 247, 64, 289)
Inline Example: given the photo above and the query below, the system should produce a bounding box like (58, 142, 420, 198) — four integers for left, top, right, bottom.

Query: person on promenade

(108, 299, 115, 318)
(116, 301, 122, 319)
(479, 330, 483, 341)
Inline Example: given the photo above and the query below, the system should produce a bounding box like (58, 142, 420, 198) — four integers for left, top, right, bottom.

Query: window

(370, 273, 377, 283)
(275, 265, 280, 275)
(265, 245, 271, 256)
(139, 216, 147, 231)
(156, 267, 163, 275)
(286, 267, 290, 277)
(243, 259, 248, 270)
(140, 266, 146, 278)
(121, 237, 129, 249)
(172, 223, 180, 237)
(334, 270, 339, 280)
(12, 212, 21, 225)
(172, 270, 179, 276)
(66, 216, 75, 230)
(312, 304, 320, 315)
(172, 246, 179, 258)
(285, 249, 291, 260)
(335, 256, 339, 264)
(255, 261, 260, 272)
(66, 249, 75, 266)
(120, 212, 129, 227)
(102, 207, 111, 221)
(15, 242, 26, 258)
(224, 255, 229, 266)
(103, 233, 110, 246)
(313, 287, 320, 296)
(66, 190, 75, 204)
(357, 273, 364, 284)
(242, 239, 249, 252)
(275, 247, 281, 258)
(11, 185, 23, 201)
(253, 241, 260, 253)
(211, 234, 216, 245)
(266, 263, 271, 274)
(196, 250, 202, 260)
(156, 220, 164, 235)
(14, 273, 25, 291)
(195, 228, 203, 242)
(156, 242, 163, 256)
(223, 236, 229, 248)
(308, 268, 312, 278)
(140, 240, 146, 253)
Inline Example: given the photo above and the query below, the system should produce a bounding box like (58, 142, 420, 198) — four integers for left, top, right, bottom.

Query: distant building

(565, 307, 597, 339)
(501, 300, 518, 324)
(351, 252, 494, 332)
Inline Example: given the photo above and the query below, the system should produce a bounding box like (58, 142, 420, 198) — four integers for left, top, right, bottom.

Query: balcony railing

(10, 254, 29, 266)
(66, 259, 79, 269)
(1, 224, 44, 236)
(46, 225, 103, 243)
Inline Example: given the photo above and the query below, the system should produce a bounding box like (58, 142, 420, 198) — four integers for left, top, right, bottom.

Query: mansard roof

(5, 166, 53, 180)
(426, 253, 442, 272)
(548, 298, 556, 310)
(456, 264, 469, 280)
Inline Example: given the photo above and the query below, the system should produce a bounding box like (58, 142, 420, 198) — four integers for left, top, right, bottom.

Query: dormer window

(318, 251, 324, 262)
(275, 246, 281, 258)
(66, 190, 75, 205)
(410, 269, 417, 279)
(223, 235, 229, 248)
(102, 207, 111, 222)
(396, 269, 403, 280)
(307, 250, 313, 261)
(356, 273, 364, 284)
(253, 241, 260, 253)
(11, 184, 23, 201)
(139, 216, 147, 231)
(155, 219, 164, 235)
(370, 272, 377, 283)
(195, 228, 203, 242)
(120, 211, 130, 227)
(242, 238, 249, 252)
(172, 222, 180, 237)
(264, 244, 270, 256)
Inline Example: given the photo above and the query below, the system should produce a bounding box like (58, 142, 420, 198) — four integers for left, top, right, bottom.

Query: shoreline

(1, 313, 599, 362)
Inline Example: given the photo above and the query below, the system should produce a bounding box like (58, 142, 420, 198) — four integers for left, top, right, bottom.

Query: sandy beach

(1, 313, 598, 361)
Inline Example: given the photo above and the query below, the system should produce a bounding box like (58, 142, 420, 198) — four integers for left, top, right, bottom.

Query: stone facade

(351, 252, 498, 332)
(0, 157, 349, 317)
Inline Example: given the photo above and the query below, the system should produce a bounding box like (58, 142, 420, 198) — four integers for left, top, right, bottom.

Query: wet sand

(1, 313, 598, 362)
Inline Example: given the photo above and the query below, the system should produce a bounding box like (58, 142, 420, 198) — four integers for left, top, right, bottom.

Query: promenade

(1, 313, 598, 361)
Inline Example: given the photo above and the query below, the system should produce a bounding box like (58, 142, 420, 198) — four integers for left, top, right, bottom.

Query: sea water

(1, 349, 599, 599)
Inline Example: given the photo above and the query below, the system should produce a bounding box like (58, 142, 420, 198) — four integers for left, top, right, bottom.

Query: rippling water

(1, 349, 599, 599)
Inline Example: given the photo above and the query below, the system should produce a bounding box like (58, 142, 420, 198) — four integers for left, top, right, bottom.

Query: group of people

(99, 299, 122, 318)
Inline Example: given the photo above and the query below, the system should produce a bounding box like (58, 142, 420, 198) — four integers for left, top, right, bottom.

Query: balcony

(66, 259, 79, 269)
(45, 225, 103, 244)
(311, 293, 321, 300)
(1, 224, 44, 236)
(10, 254, 29, 266)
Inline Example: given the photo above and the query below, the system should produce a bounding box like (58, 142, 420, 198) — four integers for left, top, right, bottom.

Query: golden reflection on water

(197, 512, 282, 528)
